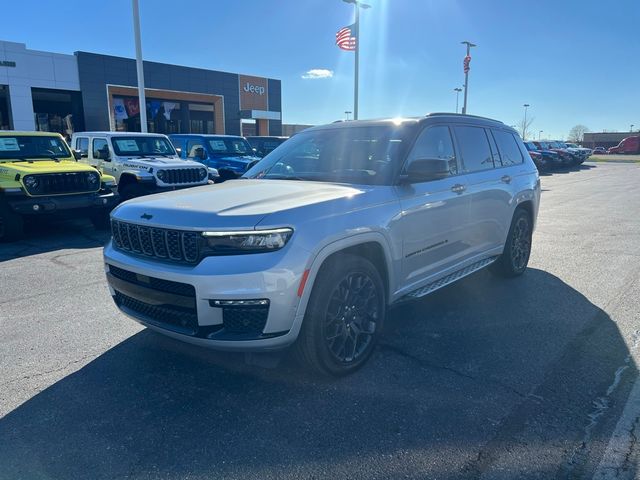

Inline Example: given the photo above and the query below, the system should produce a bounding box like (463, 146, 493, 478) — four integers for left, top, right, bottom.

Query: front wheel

(295, 254, 386, 376)
(491, 208, 532, 277)
(89, 209, 111, 230)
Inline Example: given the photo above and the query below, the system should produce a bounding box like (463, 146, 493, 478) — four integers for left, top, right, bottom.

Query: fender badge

(141, 213, 153, 220)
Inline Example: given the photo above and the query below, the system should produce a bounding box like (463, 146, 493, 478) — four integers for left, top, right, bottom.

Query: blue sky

(4, 0, 639, 138)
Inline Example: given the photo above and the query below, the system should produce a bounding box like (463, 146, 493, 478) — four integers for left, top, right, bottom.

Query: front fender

(294, 232, 395, 319)
(121, 170, 156, 183)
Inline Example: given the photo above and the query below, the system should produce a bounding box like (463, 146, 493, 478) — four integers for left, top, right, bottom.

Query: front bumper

(103, 240, 311, 351)
(7, 190, 119, 215)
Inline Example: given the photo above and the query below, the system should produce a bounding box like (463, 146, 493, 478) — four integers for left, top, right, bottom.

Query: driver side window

(407, 125, 457, 175)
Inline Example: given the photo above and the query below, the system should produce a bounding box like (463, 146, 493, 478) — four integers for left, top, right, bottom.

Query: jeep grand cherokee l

(104, 113, 540, 375)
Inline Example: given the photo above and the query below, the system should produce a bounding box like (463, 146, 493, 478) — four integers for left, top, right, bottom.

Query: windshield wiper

(262, 174, 308, 181)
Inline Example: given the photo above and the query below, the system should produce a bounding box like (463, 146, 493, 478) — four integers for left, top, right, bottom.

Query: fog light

(209, 299, 269, 307)
(32, 204, 40, 211)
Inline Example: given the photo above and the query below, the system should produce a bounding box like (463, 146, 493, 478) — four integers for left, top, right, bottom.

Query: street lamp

(631, 124, 635, 132)
(454, 87, 462, 113)
(538, 130, 543, 140)
(461, 41, 477, 115)
(345, 111, 352, 121)
(342, 0, 371, 121)
(522, 103, 530, 139)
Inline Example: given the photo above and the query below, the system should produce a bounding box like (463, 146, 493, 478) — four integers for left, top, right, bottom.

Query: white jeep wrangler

(71, 132, 211, 199)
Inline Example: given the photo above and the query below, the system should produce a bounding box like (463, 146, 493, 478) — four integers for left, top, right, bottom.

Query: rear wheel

(0, 199, 24, 242)
(491, 208, 532, 278)
(295, 254, 386, 376)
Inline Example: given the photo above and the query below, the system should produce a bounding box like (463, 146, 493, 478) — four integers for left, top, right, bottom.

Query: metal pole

(353, 5, 359, 120)
(461, 42, 475, 115)
(522, 104, 530, 139)
(454, 88, 462, 114)
(132, 0, 147, 133)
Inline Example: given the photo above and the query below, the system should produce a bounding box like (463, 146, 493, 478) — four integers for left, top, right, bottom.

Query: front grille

(114, 291, 198, 335)
(23, 172, 99, 195)
(111, 220, 201, 264)
(222, 306, 269, 334)
(162, 168, 202, 185)
(108, 264, 196, 297)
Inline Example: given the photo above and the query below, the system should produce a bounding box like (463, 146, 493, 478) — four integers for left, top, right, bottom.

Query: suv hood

(0, 159, 98, 175)
(112, 179, 369, 230)
(120, 157, 204, 169)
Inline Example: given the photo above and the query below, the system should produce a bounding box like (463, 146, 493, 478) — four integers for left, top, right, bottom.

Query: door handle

(501, 175, 512, 184)
(451, 183, 466, 194)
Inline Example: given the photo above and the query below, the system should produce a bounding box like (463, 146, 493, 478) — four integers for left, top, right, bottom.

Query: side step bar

(400, 256, 498, 301)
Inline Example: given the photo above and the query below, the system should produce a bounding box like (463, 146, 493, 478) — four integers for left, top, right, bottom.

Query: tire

(89, 209, 111, 230)
(0, 199, 24, 242)
(295, 254, 386, 376)
(119, 182, 147, 201)
(491, 208, 533, 278)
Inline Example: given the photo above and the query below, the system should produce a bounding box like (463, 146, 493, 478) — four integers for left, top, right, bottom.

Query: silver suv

(104, 114, 540, 375)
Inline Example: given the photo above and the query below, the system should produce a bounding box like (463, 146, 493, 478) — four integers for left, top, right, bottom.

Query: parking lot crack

(0, 352, 98, 390)
(377, 342, 527, 398)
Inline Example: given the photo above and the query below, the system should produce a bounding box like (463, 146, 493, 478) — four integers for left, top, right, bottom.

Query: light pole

(522, 103, 530, 140)
(454, 87, 462, 113)
(343, 0, 371, 120)
(132, 0, 147, 132)
(461, 41, 476, 115)
(345, 111, 352, 121)
(538, 130, 543, 140)
(631, 124, 635, 132)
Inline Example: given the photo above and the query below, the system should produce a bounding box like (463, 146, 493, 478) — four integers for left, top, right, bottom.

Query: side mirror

(404, 158, 451, 183)
(73, 150, 82, 161)
(175, 147, 182, 156)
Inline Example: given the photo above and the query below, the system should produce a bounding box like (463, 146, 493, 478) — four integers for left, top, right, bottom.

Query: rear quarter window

(492, 130, 524, 166)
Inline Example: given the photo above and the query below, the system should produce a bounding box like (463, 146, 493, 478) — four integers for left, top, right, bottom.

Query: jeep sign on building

(77, 53, 282, 137)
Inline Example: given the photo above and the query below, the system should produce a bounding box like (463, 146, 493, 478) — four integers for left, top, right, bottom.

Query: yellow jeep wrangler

(0, 131, 118, 241)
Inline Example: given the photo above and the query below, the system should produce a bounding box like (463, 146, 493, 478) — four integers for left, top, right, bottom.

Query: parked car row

(0, 130, 291, 241)
(523, 140, 591, 171)
(584, 136, 640, 155)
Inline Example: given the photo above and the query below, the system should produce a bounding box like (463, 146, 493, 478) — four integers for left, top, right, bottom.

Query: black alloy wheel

(491, 208, 532, 278)
(295, 254, 386, 376)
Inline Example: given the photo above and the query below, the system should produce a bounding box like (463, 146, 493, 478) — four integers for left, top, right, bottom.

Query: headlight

(87, 172, 99, 186)
(157, 169, 166, 181)
(201, 228, 293, 255)
(198, 168, 207, 180)
(208, 167, 219, 178)
(24, 175, 39, 190)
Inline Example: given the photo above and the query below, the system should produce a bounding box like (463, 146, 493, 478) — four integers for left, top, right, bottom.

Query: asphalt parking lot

(1, 162, 639, 480)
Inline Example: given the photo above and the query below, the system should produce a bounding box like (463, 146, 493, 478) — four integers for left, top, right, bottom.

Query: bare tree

(519, 116, 535, 141)
(568, 125, 590, 143)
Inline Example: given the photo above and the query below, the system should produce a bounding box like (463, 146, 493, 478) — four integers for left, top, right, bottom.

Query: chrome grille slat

(111, 220, 201, 264)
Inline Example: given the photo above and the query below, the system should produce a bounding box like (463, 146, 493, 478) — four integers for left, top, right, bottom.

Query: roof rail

(425, 112, 505, 124)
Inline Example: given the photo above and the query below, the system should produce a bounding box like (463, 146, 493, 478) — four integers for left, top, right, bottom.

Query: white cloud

(302, 69, 334, 80)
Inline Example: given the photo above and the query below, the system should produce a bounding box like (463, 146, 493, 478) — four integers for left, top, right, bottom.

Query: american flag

(336, 24, 357, 51)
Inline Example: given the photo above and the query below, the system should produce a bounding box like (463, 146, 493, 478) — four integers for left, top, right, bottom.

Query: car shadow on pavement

(0, 268, 636, 479)
(0, 217, 110, 262)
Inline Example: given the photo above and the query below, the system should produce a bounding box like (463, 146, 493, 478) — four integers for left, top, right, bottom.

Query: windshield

(111, 136, 176, 157)
(0, 135, 71, 161)
(525, 142, 537, 150)
(207, 137, 253, 156)
(243, 126, 408, 185)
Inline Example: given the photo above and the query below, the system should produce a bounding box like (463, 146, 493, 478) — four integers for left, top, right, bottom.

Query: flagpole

(354, 5, 359, 120)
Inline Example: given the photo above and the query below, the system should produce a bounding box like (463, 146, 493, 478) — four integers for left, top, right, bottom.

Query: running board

(400, 256, 498, 301)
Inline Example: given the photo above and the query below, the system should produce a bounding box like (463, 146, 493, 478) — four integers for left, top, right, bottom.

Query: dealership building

(0, 40, 282, 137)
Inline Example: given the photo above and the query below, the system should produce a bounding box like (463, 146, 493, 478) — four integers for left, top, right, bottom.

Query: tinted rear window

(492, 130, 524, 166)
(454, 126, 495, 172)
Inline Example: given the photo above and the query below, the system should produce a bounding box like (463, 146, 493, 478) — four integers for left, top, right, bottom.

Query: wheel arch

(294, 233, 394, 321)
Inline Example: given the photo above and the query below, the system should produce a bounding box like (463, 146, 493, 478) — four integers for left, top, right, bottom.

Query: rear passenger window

(454, 126, 494, 172)
(407, 125, 457, 175)
(492, 130, 524, 166)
